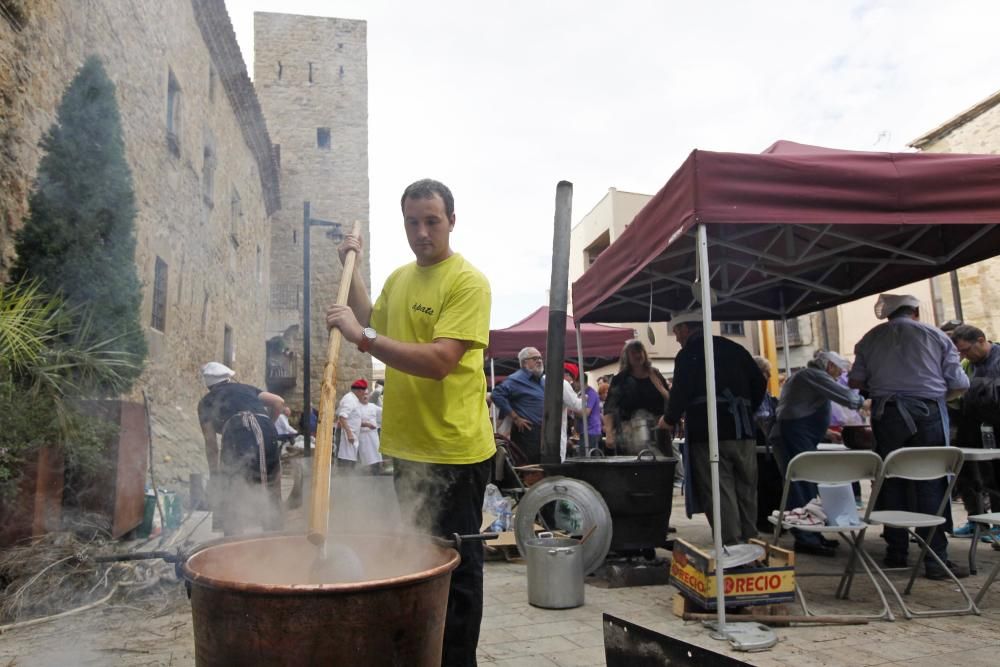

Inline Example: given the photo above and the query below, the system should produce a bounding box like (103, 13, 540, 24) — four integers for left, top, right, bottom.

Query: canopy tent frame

(570, 140, 1000, 641)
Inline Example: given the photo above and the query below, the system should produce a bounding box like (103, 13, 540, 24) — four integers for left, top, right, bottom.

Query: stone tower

(254, 12, 371, 415)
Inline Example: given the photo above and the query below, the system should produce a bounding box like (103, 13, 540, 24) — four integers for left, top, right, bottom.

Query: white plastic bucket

(818, 483, 861, 527)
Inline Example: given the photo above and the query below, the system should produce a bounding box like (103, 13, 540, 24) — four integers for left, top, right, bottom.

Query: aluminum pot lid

(513, 476, 612, 575)
(704, 543, 766, 569)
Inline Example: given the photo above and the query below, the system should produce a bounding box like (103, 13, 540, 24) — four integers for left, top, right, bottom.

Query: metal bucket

(182, 533, 459, 666)
(525, 532, 584, 609)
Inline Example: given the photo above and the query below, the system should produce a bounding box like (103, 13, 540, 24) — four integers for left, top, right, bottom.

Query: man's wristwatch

(357, 327, 377, 353)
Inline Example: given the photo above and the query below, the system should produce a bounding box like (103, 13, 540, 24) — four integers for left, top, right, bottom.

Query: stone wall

(255, 12, 372, 415)
(913, 92, 1000, 339)
(0, 0, 279, 489)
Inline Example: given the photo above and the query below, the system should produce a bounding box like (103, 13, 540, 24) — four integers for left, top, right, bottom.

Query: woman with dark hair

(602, 339, 670, 454)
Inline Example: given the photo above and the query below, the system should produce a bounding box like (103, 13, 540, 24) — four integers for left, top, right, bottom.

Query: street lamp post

(301, 201, 343, 457)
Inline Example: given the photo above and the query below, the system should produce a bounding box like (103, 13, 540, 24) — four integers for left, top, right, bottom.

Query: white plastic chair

(769, 450, 893, 621)
(866, 447, 979, 618)
(968, 512, 1000, 606)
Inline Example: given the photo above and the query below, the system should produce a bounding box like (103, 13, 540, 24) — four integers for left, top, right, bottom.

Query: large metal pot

(546, 451, 677, 554)
(181, 533, 459, 667)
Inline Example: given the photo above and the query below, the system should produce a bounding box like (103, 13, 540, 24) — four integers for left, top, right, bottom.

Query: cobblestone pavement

(2, 478, 1000, 665)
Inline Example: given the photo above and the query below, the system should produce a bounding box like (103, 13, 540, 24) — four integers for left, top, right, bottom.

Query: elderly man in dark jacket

(665, 311, 766, 546)
(770, 351, 864, 556)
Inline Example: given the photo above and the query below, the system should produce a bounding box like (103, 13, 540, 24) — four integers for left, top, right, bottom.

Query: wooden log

(682, 612, 868, 626)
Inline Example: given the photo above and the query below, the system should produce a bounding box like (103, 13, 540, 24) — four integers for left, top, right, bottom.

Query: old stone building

(255, 12, 372, 417)
(0, 0, 281, 486)
(910, 90, 1000, 339)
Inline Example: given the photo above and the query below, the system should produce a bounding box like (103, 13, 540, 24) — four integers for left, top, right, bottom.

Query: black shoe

(883, 554, 908, 568)
(925, 560, 970, 580)
(819, 537, 840, 549)
(794, 542, 837, 557)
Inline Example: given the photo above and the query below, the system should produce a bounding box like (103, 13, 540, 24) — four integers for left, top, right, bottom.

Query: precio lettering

(725, 574, 783, 594)
(412, 303, 435, 315)
(670, 561, 706, 593)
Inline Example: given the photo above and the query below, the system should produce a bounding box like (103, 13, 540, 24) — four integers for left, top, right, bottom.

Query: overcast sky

(225, 0, 1000, 329)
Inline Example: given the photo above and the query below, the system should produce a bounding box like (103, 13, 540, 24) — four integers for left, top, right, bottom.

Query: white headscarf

(201, 362, 235, 388)
(874, 294, 920, 320)
(817, 350, 851, 371)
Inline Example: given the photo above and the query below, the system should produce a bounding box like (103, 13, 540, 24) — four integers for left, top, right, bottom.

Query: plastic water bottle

(981, 424, 996, 449)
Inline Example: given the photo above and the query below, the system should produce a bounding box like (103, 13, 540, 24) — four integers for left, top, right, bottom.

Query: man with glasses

(950, 324, 1000, 543)
(492, 347, 546, 464)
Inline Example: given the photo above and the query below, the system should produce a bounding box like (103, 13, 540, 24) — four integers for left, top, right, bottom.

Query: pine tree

(11, 56, 145, 390)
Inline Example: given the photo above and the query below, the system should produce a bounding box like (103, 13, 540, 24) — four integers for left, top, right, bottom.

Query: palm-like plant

(0, 280, 142, 497)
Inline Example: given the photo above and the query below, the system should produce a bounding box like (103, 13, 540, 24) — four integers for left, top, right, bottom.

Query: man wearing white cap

(770, 351, 864, 556)
(665, 310, 767, 545)
(197, 362, 286, 534)
(849, 294, 970, 579)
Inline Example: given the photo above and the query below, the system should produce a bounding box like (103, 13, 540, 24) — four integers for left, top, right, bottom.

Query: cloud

(226, 0, 1000, 328)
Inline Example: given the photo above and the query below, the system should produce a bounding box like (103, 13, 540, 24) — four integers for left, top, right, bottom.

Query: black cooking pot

(842, 425, 875, 450)
(545, 450, 676, 554)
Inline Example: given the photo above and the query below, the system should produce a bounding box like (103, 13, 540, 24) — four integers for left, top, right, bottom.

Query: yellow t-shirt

(370, 253, 496, 464)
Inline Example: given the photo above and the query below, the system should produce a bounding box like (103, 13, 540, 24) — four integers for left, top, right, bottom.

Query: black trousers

(394, 457, 492, 667)
(872, 400, 951, 564)
(510, 423, 542, 465)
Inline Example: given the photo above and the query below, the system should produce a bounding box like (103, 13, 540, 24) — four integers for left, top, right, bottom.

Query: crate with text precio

(669, 538, 795, 610)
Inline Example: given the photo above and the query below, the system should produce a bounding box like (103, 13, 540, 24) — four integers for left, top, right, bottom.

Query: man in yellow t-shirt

(326, 179, 494, 667)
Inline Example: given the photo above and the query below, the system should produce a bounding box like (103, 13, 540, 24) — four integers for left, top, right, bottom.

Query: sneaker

(795, 542, 837, 557)
(883, 554, 908, 568)
(925, 560, 970, 580)
(982, 531, 1000, 545)
(951, 522, 975, 538)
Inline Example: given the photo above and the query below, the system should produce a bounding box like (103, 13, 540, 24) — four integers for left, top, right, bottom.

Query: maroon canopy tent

(487, 306, 634, 376)
(569, 139, 1000, 632)
(572, 140, 1000, 324)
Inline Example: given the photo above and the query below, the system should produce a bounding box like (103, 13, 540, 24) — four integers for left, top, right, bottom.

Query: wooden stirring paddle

(308, 220, 362, 551)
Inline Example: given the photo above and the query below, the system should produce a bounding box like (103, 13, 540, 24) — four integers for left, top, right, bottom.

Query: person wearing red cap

(325, 179, 494, 666)
(559, 362, 585, 461)
(335, 378, 369, 469)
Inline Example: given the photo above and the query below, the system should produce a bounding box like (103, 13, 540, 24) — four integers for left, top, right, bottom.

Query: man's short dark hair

(952, 324, 986, 344)
(401, 179, 454, 218)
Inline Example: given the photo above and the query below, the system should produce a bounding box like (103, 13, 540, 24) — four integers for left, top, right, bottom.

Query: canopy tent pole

(780, 317, 792, 377)
(541, 181, 574, 464)
(778, 293, 792, 378)
(490, 357, 497, 431)
(696, 224, 727, 631)
(575, 323, 590, 456)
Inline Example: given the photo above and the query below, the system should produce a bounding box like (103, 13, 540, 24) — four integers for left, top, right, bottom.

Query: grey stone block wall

(0, 0, 277, 488)
(255, 12, 372, 414)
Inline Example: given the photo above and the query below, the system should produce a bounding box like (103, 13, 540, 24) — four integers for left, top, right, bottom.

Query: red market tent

(572, 140, 1000, 324)
(487, 306, 634, 376)
(569, 139, 1000, 632)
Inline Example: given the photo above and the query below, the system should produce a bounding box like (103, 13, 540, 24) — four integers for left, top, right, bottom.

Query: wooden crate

(669, 538, 795, 610)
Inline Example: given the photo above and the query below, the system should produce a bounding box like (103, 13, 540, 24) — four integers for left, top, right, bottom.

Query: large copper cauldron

(181, 533, 460, 666)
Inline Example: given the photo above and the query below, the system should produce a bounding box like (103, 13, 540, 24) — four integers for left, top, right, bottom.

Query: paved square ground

(3, 475, 1000, 665)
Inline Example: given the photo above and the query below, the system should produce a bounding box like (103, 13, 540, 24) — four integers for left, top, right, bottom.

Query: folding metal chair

(968, 512, 1000, 606)
(867, 447, 980, 618)
(770, 450, 894, 621)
